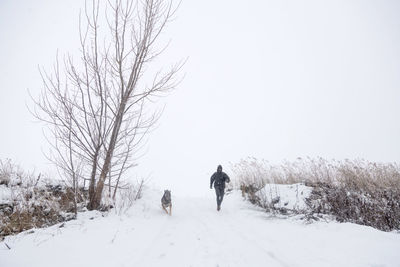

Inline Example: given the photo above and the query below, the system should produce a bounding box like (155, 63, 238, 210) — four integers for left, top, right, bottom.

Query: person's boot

(217, 205, 220, 211)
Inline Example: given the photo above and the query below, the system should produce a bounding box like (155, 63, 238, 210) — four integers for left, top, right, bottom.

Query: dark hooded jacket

(210, 166, 230, 189)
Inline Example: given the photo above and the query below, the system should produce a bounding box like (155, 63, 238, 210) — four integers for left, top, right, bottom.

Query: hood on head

(217, 165, 222, 172)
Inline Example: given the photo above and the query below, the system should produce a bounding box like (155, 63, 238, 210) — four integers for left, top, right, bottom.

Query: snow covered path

(1, 190, 400, 267)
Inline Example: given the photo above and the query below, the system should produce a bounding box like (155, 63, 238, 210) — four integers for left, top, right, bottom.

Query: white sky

(1, 0, 400, 196)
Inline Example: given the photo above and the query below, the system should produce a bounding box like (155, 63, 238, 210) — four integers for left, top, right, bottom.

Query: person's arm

(224, 172, 230, 183)
(210, 173, 215, 189)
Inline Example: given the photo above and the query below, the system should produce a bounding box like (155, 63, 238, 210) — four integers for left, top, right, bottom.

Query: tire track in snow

(190, 197, 290, 267)
(132, 199, 213, 267)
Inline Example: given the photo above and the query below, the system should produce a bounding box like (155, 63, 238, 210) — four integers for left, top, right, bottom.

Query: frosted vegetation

(0, 159, 143, 239)
(233, 157, 400, 231)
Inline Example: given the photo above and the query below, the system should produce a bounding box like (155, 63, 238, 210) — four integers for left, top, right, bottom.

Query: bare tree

(32, 0, 183, 210)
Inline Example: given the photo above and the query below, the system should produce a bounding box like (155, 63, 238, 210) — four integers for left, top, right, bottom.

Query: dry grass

(0, 160, 81, 238)
(232, 157, 400, 231)
(114, 179, 145, 215)
(1, 159, 147, 238)
(232, 157, 400, 192)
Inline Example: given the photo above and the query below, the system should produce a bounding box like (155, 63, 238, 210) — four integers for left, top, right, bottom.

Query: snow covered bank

(0, 174, 79, 238)
(0, 159, 143, 239)
(1, 188, 399, 267)
(252, 183, 312, 211)
(233, 157, 400, 231)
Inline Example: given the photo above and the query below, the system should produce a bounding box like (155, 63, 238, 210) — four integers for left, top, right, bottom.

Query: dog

(161, 190, 172, 215)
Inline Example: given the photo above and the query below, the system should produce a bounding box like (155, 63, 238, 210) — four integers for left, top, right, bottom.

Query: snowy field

(1, 188, 400, 267)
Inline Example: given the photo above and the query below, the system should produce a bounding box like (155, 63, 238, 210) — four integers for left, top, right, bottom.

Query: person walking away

(210, 165, 230, 211)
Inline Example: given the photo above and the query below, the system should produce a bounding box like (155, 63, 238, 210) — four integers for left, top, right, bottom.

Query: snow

(256, 183, 313, 210)
(0, 185, 13, 204)
(1, 188, 400, 267)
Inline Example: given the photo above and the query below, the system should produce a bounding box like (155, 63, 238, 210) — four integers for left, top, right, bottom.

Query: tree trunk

(87, 150, 99, 210)
(90, 101, 127, 209)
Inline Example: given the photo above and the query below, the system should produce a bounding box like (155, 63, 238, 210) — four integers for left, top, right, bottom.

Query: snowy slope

(1, 188, 400, 267)
(255, 183, 313, 210)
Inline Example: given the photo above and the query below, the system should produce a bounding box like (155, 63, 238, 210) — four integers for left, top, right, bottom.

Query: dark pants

(215, 186, 225, 207)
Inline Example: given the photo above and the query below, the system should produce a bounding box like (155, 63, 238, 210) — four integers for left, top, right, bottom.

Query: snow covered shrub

(0, 161, 11, 186)
(233, 157, 324, 213)
(306, 182, 400, 231)
(114, 179, 145, 215)
(240, 183, 262, 205)
(240, 182, 312, 215)
(233, 157, 400, 231)
(0, 160, 85, 238)
(0, 159, 21, 186)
